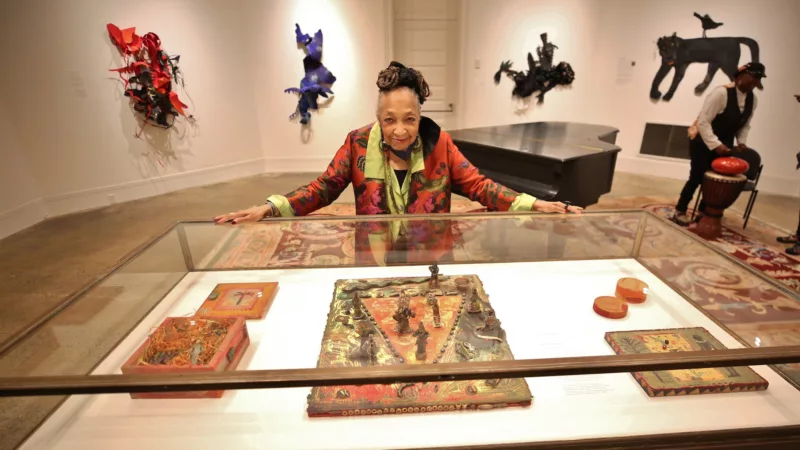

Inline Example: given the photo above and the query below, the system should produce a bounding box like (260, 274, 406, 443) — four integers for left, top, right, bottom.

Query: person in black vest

(671, 62, 766, 226)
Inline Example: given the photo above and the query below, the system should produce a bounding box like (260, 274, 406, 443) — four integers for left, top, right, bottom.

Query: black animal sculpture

(693, 12, 723, 38)
(650, 32, 760, 101)
(493, 33, 575, 104)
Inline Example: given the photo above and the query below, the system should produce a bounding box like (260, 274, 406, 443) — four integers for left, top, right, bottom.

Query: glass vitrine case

(1, 210, 800, 449)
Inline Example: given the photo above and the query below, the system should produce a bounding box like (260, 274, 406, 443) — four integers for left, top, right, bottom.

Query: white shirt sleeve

(736, 94, 757, 146)
(696, 87, 728, 150)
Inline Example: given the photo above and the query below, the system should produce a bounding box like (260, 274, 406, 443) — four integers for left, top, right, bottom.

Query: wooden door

(392, 0, 461, 130)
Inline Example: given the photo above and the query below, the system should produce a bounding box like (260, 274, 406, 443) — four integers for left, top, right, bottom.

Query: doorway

(390, 0, 462, 130)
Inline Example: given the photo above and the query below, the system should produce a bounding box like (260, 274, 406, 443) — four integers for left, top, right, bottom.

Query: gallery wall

(0, 0, 265, 223)
(1, 0, 798, 240)
(591, 0, 800, 196)
(459, 0, 800, 196)
(459, 0, 603, 128)
(0, 0, 391, 238)
(0, 104, 47, 239)
(253, 0, 390, 177)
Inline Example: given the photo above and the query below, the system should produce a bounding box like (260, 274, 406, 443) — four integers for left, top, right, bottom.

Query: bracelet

(265, 201, 278, 217)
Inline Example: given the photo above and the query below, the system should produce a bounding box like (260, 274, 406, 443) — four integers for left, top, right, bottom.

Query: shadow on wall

(104, 27, 198, 179)
(512, 85, 575, 117)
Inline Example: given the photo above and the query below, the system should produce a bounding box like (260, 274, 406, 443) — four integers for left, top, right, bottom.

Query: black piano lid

(449, 122, 621, 162)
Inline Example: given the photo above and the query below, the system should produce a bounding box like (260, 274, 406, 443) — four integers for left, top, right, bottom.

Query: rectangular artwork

(307, 266, 532, 417)
(121, 317, 250, 399)
(196, 282, 278, 320)
(605, 327, 768, 397)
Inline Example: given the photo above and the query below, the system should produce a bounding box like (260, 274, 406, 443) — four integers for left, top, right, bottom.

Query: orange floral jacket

(267, 117, 536, 216)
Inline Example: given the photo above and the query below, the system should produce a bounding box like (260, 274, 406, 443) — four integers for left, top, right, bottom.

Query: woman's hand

(214, 204, 275, 225)
(532, 200, 583, 214)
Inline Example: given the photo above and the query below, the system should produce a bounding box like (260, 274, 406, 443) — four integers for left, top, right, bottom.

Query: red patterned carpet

(197, 198, 800, 386)
(642, 203, 800, 296)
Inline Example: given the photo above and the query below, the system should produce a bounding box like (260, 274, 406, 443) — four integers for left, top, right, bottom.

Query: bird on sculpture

(693, 12, 723, 38)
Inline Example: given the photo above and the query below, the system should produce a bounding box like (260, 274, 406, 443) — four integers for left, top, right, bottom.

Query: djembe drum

(695, 157, 749, 239)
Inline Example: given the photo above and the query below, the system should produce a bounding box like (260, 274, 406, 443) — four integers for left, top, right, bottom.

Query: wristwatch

(265, 200, 279, 218)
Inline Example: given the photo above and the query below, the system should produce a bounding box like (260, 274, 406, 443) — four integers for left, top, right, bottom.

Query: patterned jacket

(267, 117, 536, 216)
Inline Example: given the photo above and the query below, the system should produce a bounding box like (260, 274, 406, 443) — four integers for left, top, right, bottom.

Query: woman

(215, 62, 582, 224)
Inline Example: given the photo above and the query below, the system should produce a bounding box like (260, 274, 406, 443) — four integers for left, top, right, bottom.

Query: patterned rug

(642, 203, 800, 296)
(196, 196, 800, 386)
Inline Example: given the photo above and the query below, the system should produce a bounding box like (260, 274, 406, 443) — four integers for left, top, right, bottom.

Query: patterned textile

(643, 204, 800, 296)
(267, 117, 534, 216)
(198, 198, 800, 388)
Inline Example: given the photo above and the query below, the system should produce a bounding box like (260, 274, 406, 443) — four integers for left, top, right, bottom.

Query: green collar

(365, 123, 425, 214)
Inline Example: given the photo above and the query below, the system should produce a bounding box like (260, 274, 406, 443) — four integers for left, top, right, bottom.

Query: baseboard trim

(264, 156, 331, 173)
(617, 155, 800, 198)
(44, 157, 267, 217)
(0, 198, 47, 240)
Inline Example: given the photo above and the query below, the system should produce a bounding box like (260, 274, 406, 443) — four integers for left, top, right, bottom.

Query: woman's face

(377, 88, 420, 151)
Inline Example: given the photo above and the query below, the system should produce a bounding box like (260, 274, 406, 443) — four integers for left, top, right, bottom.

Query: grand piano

(449, 122, 621, 207)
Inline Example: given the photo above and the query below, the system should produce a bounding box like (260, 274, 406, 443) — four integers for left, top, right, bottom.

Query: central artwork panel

(307, 266, 532, 417)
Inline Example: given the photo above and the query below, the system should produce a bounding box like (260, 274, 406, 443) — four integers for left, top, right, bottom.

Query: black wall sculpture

(650, 13, 760, 101)
(493, 33, 575, 104)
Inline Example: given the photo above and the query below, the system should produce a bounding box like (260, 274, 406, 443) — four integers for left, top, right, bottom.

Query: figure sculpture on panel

(413, 322, 430, 360)
(352, 292, 366, 320)
(481, 308, 500, 332)
(350, 321, 379, 365)
(428, 262, 440, 288)
(393, 292, 415, 335)
(431, 296, 442, 328)
(493, 33, 575, 104)
(285, 24, 337, 125)
(426, 291, 437, 306)
(467, 287, 482, 314)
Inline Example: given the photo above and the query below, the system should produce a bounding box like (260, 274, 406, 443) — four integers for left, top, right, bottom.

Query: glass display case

(2, 210, 800, 450)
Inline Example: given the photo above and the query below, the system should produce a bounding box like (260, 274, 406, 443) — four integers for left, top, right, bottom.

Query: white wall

(592, 0, 800, 196)
(0, 0, 266, 218)
(0, 0, 392, 236)
(253, 0, 391, 175)
(0, 104, 47, 239)
(460, 0, 603, 128)
(1, 0, 796, 240)
(460, 0, 800, 196)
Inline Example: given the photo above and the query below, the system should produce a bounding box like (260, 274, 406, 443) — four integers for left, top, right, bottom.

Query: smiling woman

(214, 61, 582, 224)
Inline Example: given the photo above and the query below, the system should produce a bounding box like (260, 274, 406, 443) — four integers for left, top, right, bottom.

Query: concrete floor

(0, 170, 798, 450)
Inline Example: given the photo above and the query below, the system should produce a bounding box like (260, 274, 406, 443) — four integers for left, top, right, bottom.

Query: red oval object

(712, 157, 749, 175)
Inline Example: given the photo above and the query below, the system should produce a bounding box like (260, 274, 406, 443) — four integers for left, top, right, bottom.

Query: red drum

(711, 156, 749, 175)
(696, 171, 747, 239)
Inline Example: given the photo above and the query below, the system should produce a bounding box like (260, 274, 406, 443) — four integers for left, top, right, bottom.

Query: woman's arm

(267, 134, 355, 217)
(446, 136, 536, 211)
(446, 135, 581, 214)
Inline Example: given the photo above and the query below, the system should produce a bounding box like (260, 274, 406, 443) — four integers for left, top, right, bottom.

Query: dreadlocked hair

(376, 61, 431, 105)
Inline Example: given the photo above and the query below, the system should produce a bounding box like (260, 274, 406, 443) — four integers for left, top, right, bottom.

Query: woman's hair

(376, 61, 431, 105)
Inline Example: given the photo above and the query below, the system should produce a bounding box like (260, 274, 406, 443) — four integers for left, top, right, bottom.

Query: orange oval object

(616, 277, 649, 304)
(593, 296, 628, 319)
(712, 157, 749, 175)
